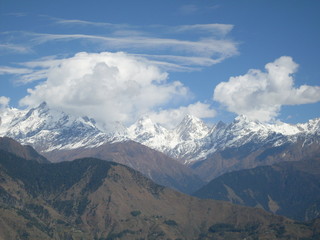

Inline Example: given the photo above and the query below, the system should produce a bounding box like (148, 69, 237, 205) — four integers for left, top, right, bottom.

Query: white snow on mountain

(128, 114, 320, 163)
(127, 114, 211, 159)
(0, 102, 127, 152)
(0, 102, 319, 163)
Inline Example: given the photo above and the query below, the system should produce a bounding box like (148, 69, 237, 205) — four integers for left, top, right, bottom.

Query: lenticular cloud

(20, 52, 190, 129)
(213, 56, 320, 122)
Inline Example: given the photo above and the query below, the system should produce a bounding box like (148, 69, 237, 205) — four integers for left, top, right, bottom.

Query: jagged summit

(37, 101, 48, 109)
(127, 114, 212, 155)
(0, 102, 112, 152)
(127, 116, 169, 148)
(233, 114, 252, 122)
(176, 114, 210, 141)
(128, 115, 167, 136)
(297, 118, 320, 134)
(0, 102, 319, 164)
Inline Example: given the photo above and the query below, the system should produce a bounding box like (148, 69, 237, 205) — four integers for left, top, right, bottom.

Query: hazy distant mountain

(194, 158, 320, 221)
(0, 136, 49, 163)
(1, 149, 318, 240)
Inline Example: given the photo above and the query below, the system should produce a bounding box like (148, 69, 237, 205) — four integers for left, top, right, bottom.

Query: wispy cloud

(0, 65, 50, 84)
(2, 17, 237, 71)
(28, 31, 237, 56)
(0, 66, 32, 75)
(0, 43, 30, 54)
(51, 17, 233, 37)
(0, 17, 238, 88)
(21, 24, 237, 69)
(44, 16, 127, 28)
(174, 24, 234, 36)
(132, 54, 221, 69)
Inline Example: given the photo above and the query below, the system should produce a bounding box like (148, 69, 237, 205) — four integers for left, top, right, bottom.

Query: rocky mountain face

(1, 148, 318, 240)
(194, 157, 320, 222)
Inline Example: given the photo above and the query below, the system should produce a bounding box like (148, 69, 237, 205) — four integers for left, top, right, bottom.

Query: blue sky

(1, 0, 319, 128)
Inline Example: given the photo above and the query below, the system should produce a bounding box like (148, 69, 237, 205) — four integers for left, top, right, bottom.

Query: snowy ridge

(128, 114, 320, 163)
(0, 102, 319, 163)
(127, 114, 211, 159)
(0, 102, 127, 152)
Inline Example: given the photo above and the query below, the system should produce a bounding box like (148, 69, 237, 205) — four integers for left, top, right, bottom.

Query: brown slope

(42, 140, 205, 194)
(0, 151, 318, 240)
(194, 157, 320, 221)
(192, 136, 320, 182)
(0, 136, 49, 163)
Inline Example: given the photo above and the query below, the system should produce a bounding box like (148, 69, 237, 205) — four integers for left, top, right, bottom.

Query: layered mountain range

(0, 139, 319, 239)
(1, 102, 319, 182)
(1, 102, 320, 239)
(1, 102, 319, 158)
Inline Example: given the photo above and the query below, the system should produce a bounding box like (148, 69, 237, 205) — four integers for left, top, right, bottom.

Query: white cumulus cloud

(19, 52, 192, 129)
(213, 56, 320, 122)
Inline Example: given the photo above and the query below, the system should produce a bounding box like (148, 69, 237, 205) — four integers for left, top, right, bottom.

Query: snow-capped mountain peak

(231, 115, 273, 132)
(128, 116, 168, 137)
(0, 102, 113, 151)
(175, 114, 210, 141)
(297, 118, 320, 135)
(1, 102, 319, 164)
(127, 116, 170, 148)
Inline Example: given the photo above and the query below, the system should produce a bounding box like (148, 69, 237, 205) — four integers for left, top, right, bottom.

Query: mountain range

(1, 102, 319, 182)
(0, 139, 319, 240)
(1, 102, 320, 238)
